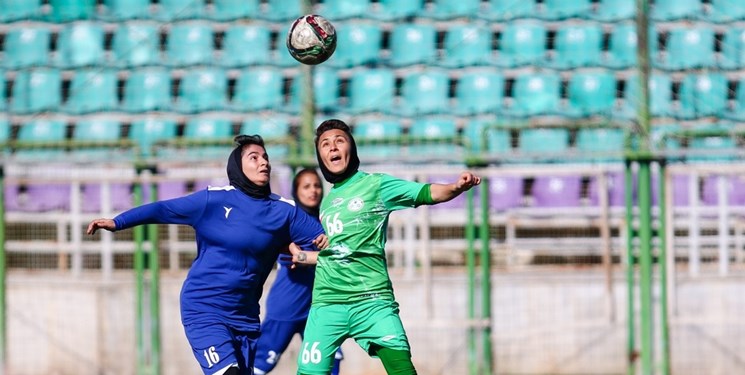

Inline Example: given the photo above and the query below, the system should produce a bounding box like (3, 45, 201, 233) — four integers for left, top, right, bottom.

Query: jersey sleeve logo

(347, 197, 364, 212)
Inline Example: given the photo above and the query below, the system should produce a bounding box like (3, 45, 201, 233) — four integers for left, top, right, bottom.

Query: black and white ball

(286, 14, 337, 65)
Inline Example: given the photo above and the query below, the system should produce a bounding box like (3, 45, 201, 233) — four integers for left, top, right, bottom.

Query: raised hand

(86, 218, 116, 235)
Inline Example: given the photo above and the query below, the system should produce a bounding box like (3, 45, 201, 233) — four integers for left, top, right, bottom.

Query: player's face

(296, 172, 322, 208)
(241, 144, 271, 186)
(317, 129, 351, 175)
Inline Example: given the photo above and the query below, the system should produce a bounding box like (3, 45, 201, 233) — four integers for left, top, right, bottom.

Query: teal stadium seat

(547, 24, 603, 69)
(154, 0, 204, 21)
(165, 22, 213, 67)
(353, 118, 404, 159)
(539, 0, 592, 20)
(71, 119, 124, 160)
(418, 0, 481, 20)
(493, 21, 547, 68)
(0, 71, 5, 112)
(397, 69, 450, 116)
(407, 118, 461, 160)
(181, 117, 234, 159)
(592, 0, 636, 21)
(55, 22, 106, 68)
(122, 68, 172, 112)
(368, 0, 423, 21)
(10, 68, 62, 114)
(320, 0, 371, 20)
(261, 0, 302, 22)
(480, 0, 536, 21)
(111, 22, 160, 67)
(209, 0, 260, 21)
(101, 0, 152, 20)
(346, 68, 396, 114)
(677, 73, 728, 120)
(518, 128, 570, 162)
(506, 73, 561, 117)
(175, 68, 228, 113)
(454, 70, 504, 115)
(605, 23, 636, 69)
(327, 22, 383, 68)
(564, 72, 617, 118)
(718, 28, 745, 70)
(651, 123, 683, 155)
(15, 119, 68, 161)
(289, 68, 340, 114)
(0, 0, 41, 22)
(686, 123, 737, 163)
(651, 0, 701, 21)
(707, 0, 745, 22)
(657, 26, 715, 70)
(64, 69, 118, 114)
(129, 118, 178, 158)
(240, 117, 291, 159)
(726, 79, 745, 121)
(46, 0, 95, 22)
(231, 67, 284, 112)
(616, 73, 673, 119)
(2, 27, 51, 69)
(439, 24, 493, 67)
(388, 23, 437, 67)
(464, 118, 511, 155)
(220, 25, 272, 67)
(575, 127, 625, 162)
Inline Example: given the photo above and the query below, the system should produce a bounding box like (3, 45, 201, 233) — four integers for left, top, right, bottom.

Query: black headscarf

(227, 134, 271, 199)
(292, 168, 323, 218)
(314, 119, 360, 184)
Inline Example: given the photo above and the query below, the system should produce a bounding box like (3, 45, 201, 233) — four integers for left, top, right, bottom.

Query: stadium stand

(164, 22, 214, 67)
(2, 26, 51, 69)
(54, 22, 106, 68)
(677, 73, 729, 120)
(220, 24, 272, 67)
(154, 0, 204, 21)
(0, 0, 41, 22)
(564, 71, 617, 118)
(122, 67, 173, 113)
(605, 23, 639, 69)
(657, 26, 716, 71)
(463, 118, 512, 155)
(407, 117, 461, 160)
(47, 0, 96, 22)
(396, 69, 450, 116)
(719, 27, 745, 70)
(14, 119, 68, 161)
(346, 68, 396, 114)
(100, 0, 152, 21)
(388, 23, 437, 67)
(651, 0, 701, 21)
(439, 24, 493, 68)
(64, 69, 119, 114)
(494, 20, 547, 68)
(539, 0, 593, 20)
(531, 175, 583, 208)
(368, 0, 423, 21)
(174, 67, 228, 113)
(707, 0, 745, 22)
(209, 0, 260, 21)
(327, 22, 383, 68)
(592, 0, 636, 21)
(453, 70, 505, 116)
(261, 0, 302, 22)
(547, 23, 604, 69)
(240, 116, 292, 158)
(518, 128, 571, 161)
(10, 68, 62, 114)
(506, 72, 562, 117)
(231, 67, 285, 112)
(179, 117, 233, 159)
(288, 68, 340, 114)
(319, 0, 371, 20)
(480, 0, 536, 21)
(70, 118, 125, 160)
(128, 118, 178, 158)
(111, 22, 161, 67)
(418, 0, 481, 20)
(352, 117, 404, 159)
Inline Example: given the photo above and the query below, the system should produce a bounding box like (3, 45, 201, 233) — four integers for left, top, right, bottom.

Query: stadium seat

(686, 123, 737, 163)
(439, 24, 493, 68)
(100, 0, 152, 20)
(64, 69, 119, 114)
(0, 0, 41, 22)
(2, 26, 50, 69)
(71, 119, 125, 160)
(463, 118, 511, 155)
(453, 70, 505, 115)
(388, 23, 437, 67)
(418, 0, 481, 20)
(181, 117, 234, 159)
(651, 0, 701, 21)
(547, 24, 603, 69)
(320, 0, 371, 20)
(240, 117, 292, 159)
(574, 127, 625, 162)
(489, 176, 524, 211)
(518, 128, 570, 162)
(81, 182, 133, 213)
(591, 0, 636, 21)
(165, 22, 213, 67)
(657, 26, 715, 70)
(0, 72, 5, 112)
(396, 69, 450, 116)
(46, 0, 95, 22)
(479, 0, 536, 21)
(174, 67, 228, 113)
(231, 67, 284, 112)
(727, 79, 745, 121)
(54, 22, 106, 68)
(327, 22, 383, 68)
(128, 118, 178, 158)
(260, 0, 302, 22)
(111, 22, 160, 67)
(564, 72, 617, 118)
(220, 24, 272, 67)
(368, 0, 423, 21)
(707, 0, 745, 22)
(352, 118, 404, 158)
(407, 118, 461, 160)
(506, 73, 561, 117)
(274, 44, 303, 68)
(539, 0, 592, 20)
(588, 172, 627, 207)
(616, 73, 674, 119)
(209, 0, 260, 21)
(15, 119, 68, 161)
(677, 73, 728, 119)
(10, 68, 62, 114)
(122, 68, 172, 112)
(288, 68, 340, 114)
(531, 175, 583, 207)
(493, 21, 547, 68)
(718, 28, 745, 70)
(154, 0, 204, 21)
(346, 68, 396, 114)
(605, 23, 638, 69)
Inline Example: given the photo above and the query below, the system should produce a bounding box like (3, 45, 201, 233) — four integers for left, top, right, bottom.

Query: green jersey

(313, 171, 426, 304)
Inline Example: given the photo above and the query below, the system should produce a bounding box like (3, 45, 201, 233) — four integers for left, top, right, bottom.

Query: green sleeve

(415, 183, 435, 205)
(379, 174, 428, 210)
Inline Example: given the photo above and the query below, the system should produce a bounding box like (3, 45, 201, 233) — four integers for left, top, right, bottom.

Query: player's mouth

(329, 155, 342, 164)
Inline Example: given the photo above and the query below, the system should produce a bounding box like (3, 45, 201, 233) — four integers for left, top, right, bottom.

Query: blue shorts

(183, 322, 259, 375)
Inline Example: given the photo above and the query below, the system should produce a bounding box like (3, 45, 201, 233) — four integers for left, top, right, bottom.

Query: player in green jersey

(292, 119, 480, 375)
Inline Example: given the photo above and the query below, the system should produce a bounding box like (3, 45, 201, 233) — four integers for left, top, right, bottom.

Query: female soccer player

(294, 119, 480, 375)
(86, 135, 327, 375)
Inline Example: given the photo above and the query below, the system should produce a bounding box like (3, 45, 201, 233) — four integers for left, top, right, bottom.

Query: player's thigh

(184, 322, 256, 375)
(297, 304, 349, 374)
(348, 299, 411, 355)
(254, 318, 305, 371)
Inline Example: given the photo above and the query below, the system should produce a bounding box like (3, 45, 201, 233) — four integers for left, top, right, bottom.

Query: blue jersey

(113, 185, 324, 333)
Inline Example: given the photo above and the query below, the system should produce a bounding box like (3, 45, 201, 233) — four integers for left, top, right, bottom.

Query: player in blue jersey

(253, 168, 343, 375)
(86, 135, 328, 375)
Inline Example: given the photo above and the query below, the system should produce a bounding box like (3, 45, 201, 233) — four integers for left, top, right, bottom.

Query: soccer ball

(286, 14, 337, 65)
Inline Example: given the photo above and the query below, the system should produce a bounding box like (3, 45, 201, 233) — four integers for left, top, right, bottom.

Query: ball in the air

(286, 14, 337, 65)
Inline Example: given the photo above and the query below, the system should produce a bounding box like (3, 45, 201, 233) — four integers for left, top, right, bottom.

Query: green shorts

(296, 299, 411, 374)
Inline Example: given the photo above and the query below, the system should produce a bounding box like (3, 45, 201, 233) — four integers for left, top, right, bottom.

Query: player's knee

(375, 346, 417, 375)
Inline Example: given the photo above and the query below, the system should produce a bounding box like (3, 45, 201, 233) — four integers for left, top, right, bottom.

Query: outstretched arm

(288, 242, 318, 268)
(86, 218, 116, 235)
(429, 172, 481, 204)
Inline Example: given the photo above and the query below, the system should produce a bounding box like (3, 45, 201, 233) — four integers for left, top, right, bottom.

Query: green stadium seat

(463, 118, 511, 155)
(289, 68, 340, 114)
(418, 0, 481, 20)
(592, 0, 635, 21)
(55, 22, 106, 68)
(539, 0, 592, 20)
(71, 119, 125, 160)
(111, 22, 160, 67)
(686, 123, 737, 163)
(128, 118, 178, 158)
(231, 67, 284, 112)
(677, 73, 728, 120)
(388, 23, 437, 67)
(175, 67, 228, 113)
(651, 0, 701, 21)
(564, 72, 617, 118)
(327, 22, 383, 68)
(209, 0, 260, 21)
(397, 69, 450, 116)
(122, 68, 172, 113)
(353, 118, 404, 158)
(506, 73, 561, 117)
(493, 21, 547, 68)
(240, 116, 292, 159)
(718, 28, 745, 70)
(454, 70, 504, 115)
(101, 0, 152, 20)
(707, 0, 745, 22)
(518, 128, 570, 162)
(346, 68, 396, 114)
(368, 0, 423, 21)
(547, 24, 603, 69)
(154, 0, 204, 21)
(480, 0, 536, 21)
(181, 117, 234, 159)
(10, 68, 62, 114)
(46, 0, 95, 22)
(320, 0, 371, 20)
(439, 24, 493, 68)
(407, 117, 461, 160)
(2, 26, 51, 69)
(616, 73, 674, 119)
(220, 25, 272, 67)
(657, 26, 715, 70)
(574, 127, 625, 162)
(64, 69, 119, 114)
(605, 23, 638, 69)
(0, 0, 41, 22)
(165, 22, 214, 67)
(15, 119, 68, 161)
(260, 0, 302, 22)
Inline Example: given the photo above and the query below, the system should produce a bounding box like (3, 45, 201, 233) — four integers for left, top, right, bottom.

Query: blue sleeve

(288, 205, 325, 250)
(113, 190, 208, 230)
